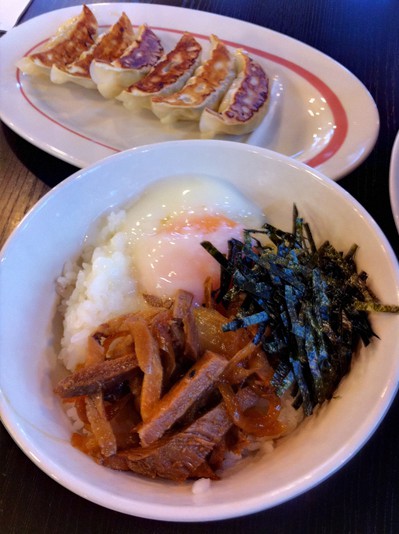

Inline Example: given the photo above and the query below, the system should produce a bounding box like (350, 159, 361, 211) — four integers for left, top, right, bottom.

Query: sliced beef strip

(172, 289, 193, 320)
(54, 354, 138, 398)
(138, 350, 228, 447)
(103, 453, 130, 471)
(151, 309, 177, 383)
(182, 304, 201, 360)
(172, 289, 200, 360)
(110, 387, 258, 481)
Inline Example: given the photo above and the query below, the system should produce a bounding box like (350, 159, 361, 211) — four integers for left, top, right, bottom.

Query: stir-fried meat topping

(138, 350, 228, 447)
(54, 354, 138, 398)
(55, 288, 284, 481)
(110, 388, 258, 481)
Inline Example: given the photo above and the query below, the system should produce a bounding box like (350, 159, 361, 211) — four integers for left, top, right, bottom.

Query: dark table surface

(1, 1, 399, 533)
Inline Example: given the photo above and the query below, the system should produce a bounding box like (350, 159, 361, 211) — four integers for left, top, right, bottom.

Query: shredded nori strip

(201, 205, 399, 416)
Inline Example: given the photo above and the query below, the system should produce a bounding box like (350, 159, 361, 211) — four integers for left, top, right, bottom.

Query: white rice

(57, 209, 144, 371)
(191, 478, 212, 494)
(65, 403, 85, 432)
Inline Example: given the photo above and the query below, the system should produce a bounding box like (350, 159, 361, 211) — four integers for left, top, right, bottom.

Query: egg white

(121, 175, 264, 304)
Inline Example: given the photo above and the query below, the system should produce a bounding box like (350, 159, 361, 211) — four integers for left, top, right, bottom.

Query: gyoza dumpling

(51, 12, 135, 89)
(117, 33, 202, 110)
(16, 5, 97, 78)
(151, 35, 235, 124)
(199, 50, 270, 137)
(90, 24, 163, 99)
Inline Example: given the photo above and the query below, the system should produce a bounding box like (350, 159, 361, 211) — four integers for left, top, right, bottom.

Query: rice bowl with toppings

(55, 175, 307, 481)
(0, 140, 398, 521)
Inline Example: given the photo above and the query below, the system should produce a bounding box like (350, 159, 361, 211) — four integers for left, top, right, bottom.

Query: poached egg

(122, 175, 264, 304)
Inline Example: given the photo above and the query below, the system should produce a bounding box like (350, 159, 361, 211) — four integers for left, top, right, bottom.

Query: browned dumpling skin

(151, 35, 236, 124)
(17, 5, 98, 77)
(199, 50, 270, 137)
(51, 12, 135, 88)
(90, 24, 164, 99)
(117, 33, 202, 110)
(114, 25, 163, 71)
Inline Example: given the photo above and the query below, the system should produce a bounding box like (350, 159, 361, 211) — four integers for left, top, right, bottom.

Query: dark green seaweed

(201, 205, 399, 416)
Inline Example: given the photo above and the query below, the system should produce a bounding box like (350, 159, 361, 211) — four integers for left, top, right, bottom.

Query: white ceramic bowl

(389, 131, 399, 234)
(1, 140, 398, 522)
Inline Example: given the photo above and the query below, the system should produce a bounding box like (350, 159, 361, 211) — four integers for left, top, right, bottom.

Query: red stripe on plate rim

(16, 27, 348, 168)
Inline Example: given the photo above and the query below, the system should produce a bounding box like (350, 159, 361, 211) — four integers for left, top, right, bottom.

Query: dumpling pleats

(117, 33, 202, 110)
(90, 24, 164, 99)
(151, 35, 236, 124)
(199, 50, 270, 137)
(51, 12, 135, 89)
(17, 5, 98, 78)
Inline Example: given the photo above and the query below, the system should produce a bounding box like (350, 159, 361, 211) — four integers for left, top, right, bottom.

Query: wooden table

(1, 1, 398, 532)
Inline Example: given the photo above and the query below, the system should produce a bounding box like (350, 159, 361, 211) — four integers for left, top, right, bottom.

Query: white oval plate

(0, 3, 379, 179)
(390, 132, 399, 234)
(0, 140, 398, 522)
